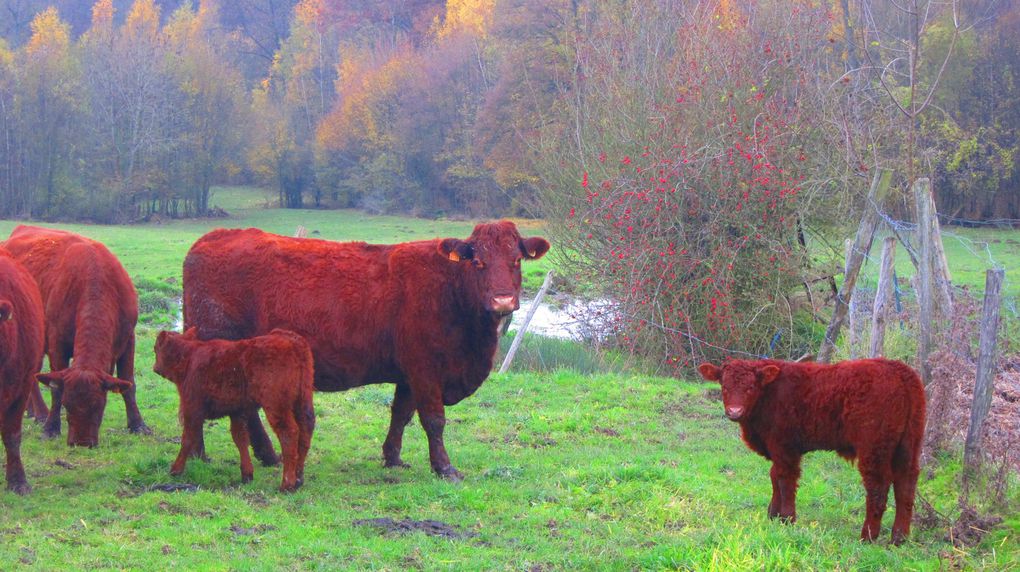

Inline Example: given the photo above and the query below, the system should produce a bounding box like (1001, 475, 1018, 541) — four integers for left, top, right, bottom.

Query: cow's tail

(0, 299, 13, 323)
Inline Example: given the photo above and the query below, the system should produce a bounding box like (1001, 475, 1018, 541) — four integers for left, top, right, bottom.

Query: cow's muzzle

(491, 295, 518, 315)
(725, 406, 745, 421)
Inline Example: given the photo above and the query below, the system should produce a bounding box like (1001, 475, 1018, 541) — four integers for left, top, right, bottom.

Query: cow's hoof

(384, 459, 411, 469)
(241, 474, 254, 484)
(435, 466, 464, 482)
(42, 428, 60, 439)
(256, 453, 279, 467)
(279, 481, 300, 493)
(6, 481, 31, 495)
(129, 423, 153, 435)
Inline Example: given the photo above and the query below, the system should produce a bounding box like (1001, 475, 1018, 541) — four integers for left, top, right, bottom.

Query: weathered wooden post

(818, 168, 891, 363)
(914, 178, 934, 387)
(499, 271, 554, 374)
(963, 267, 1005, 469)
(844, 239, 859, 359)
(870, 236, 897, 357)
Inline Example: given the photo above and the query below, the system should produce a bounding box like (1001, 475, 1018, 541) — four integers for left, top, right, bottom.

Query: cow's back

(183, 228, 408, 390)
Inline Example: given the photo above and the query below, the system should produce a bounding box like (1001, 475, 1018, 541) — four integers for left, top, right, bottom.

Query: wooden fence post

(963, 268, 1005, 469)
(818, 168, 891, 363)
(914, 178, 934, 388)
(499, 271, 554, 374)
(844, 240, 859, 359)
(870, 236, 897, 358)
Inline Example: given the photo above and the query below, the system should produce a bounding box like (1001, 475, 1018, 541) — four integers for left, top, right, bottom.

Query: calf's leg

(891, 440, 921, 545)
(858, 448, 894, 542)
(382, 384, 415, 468)
(295, 401, 315, 485)
(230, 414, 255, 484)
(264, 406, 300, 492)
(769, 453, 801, 523)
(25, 384, 48, 423)
(170, 411, 204, 476)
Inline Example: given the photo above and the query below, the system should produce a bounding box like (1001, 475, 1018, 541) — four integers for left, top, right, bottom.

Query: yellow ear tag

(448, 251, 461, 262)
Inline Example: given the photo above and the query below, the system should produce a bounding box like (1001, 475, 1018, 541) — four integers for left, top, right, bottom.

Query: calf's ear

(438, 238, 474, 262)
(520, 237, 550, 260)
(697, 363, 722, 381)
(182, 327, 198, 338)
(37, 371, 66, 390)
(758, 365, 781, 385)
(101, 375, 134, 395)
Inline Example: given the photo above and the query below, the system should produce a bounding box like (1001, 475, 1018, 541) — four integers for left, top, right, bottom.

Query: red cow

(0, 247, 45, 494)
(698, 358, 926, 544)
(2, 225, 149, 446)
(154, 328, 315, 492)
(183, 221, 549, 480)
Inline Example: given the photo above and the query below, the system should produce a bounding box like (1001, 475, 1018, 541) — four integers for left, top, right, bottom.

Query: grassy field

(1, 188, 1017, 570)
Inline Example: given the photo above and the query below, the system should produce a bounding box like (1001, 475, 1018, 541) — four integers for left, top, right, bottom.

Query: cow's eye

(472, 259, 486, 269)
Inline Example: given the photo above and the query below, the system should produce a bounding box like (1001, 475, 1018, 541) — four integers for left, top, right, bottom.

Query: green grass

(1, 187, 1017, 570)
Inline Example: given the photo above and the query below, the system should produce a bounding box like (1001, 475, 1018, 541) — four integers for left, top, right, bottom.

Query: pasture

(0, 188, 1017, 570)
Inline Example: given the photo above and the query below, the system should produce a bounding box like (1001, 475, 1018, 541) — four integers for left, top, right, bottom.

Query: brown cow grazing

(0, 248, 45, 494)
(153, 328, 315, 492)
(3, 225, 148, 446)
(183, 221, 549, 480)
(698, 358, 926, 544)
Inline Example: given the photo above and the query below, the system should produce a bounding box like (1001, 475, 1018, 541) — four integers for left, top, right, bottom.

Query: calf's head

(153, 329, 195, 383)
(438, 221, 550, 316)
(37, 368, 133, 447)
(697, 361, 781, 421)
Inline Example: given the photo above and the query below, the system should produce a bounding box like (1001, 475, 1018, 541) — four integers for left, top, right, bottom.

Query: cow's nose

(491, 295, 517, 313)
(725, 406, 744, 420)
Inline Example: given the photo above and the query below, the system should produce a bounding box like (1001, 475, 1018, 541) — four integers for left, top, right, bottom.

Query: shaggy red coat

(183, 221, 549, 480)
(154, 328, 315, 492)
(698, 358, 926, 544)
(3, 225, 148, 446)
(0, 247, 45, 494)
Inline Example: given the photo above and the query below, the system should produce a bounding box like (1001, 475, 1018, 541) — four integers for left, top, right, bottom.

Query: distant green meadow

(0, 187, 1016, 570)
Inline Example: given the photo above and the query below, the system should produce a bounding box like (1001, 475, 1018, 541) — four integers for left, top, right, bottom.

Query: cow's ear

(697, 363, 721, 382)
(759, 365, 781, 385)
(520, 237, 550, 260)
(101, 375, 134, 395)
(182, 327, 198, 339)
(37, 371, 66, 390)
(438, 239, 473, 262)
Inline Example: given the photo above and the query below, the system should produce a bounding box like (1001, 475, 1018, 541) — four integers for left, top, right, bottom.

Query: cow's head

(697, 361, 781, 422)
(37, 367, 133, 447)
(438, 221, 550, 316)
(153, 329, 195, 383)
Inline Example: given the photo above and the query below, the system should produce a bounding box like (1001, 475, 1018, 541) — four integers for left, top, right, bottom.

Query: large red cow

(3, 226, 149, 446)
(183, 221, 549, 480)
(154, 328, 315, 492)
(697, 358, 925, 544)
(0, 247, 45, 494)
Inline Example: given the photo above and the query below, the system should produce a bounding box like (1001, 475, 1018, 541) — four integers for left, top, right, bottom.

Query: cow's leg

(415, 388, 462, 481)
(230, 414, 255, 484)
(382, 384, 415, 469)
(768, 464, 783, 519)
(3, 389, 31, 494)
(116, 336, 151, 435)
(263, 407, 300, 492)
(770, 454, 801, 523)
(41, 349, 70, 439)
(25, 384, 48, 424)
(170, 410, 204, 477)
(858, 448, 894, 542)
(890, 435, 921, 545)
(246, 410, 279, 467)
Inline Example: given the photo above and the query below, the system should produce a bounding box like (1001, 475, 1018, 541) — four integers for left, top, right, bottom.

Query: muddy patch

(946, 506, 1002, 548)
(353, 518, 477, 540)
(593, 426, 620, 437)
(53, 459, 75, 470)
(146, 483, 200, 493)
(229, 523, 277, 536)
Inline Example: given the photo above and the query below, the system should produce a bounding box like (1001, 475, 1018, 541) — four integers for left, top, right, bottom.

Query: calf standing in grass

(698, 358, 926, 544)
(154, 328, 315, 492)
(0, 248, 45, 494)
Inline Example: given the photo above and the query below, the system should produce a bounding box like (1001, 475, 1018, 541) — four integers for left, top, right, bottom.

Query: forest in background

(0, 0, 1017, 223)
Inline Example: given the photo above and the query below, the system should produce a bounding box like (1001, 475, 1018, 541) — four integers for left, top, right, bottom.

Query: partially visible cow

(183, 221, 549, 480)
(2, 226, 149, 446)
(698, 358, 925, 544)
(154, 328, 315, 492)
(0, 247, 45, 494)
